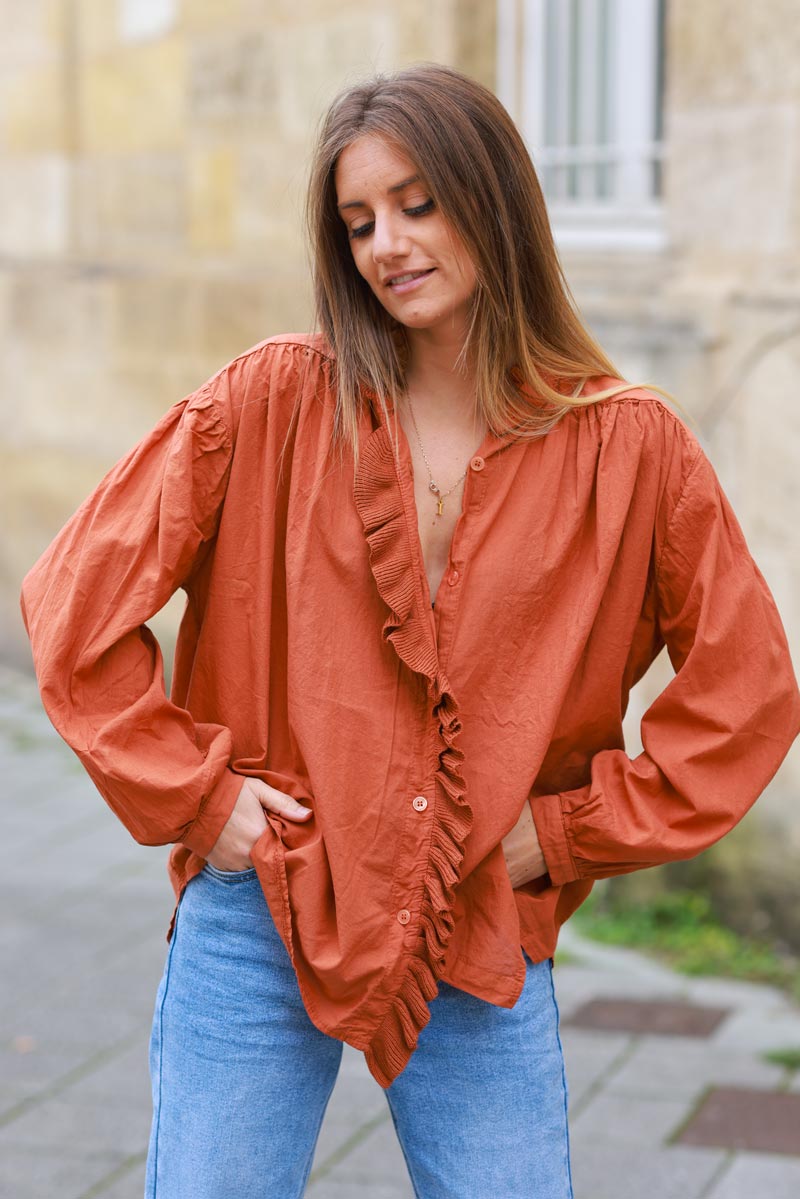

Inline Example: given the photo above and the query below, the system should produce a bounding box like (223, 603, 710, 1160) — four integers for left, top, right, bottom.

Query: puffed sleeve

(533, 435, 800, 885)
(19, 377, 244, 858)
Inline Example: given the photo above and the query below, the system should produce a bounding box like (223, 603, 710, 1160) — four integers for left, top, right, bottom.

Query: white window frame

(497, 0, 667, 252)
(118, 0, 177, 43)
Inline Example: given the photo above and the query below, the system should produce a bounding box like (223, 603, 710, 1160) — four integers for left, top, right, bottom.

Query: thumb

(255, 782, 314, 821)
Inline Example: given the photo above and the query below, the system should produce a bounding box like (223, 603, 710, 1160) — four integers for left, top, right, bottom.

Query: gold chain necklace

(405, 394, 470, 518)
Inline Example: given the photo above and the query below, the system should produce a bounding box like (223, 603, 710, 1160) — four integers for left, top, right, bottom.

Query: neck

(403, 325, 478, 423)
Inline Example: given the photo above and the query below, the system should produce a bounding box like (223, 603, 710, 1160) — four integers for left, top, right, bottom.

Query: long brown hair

(305, 62, 675, 471)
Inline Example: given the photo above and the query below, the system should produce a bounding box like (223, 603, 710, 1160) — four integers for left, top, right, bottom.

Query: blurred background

(2, 1, 799, 958)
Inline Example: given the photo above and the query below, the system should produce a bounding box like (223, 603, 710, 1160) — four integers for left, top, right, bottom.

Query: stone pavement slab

(3, 661, 800, 1198)
(76, 1167, 150, 1199)
(569, 1090, 690, 1148)
(568, 1142, 727, 1199)
(556, 1026, 632, 1109)
(310, 1184, 412, 1199)
(677, 1086, 800, 1155)
(704, 1152, 800, 1199)
(308, 1045, 392, 1168)
(308, 1109, 414, 1196)
(565, 995, 731, 1036)
(0, 1140, 141, 1199)
(601, 1036, 786, 1101)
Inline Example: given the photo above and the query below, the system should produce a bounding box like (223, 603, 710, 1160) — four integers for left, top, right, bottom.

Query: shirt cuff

(529, 792, 582, 886)
(179, 767, 244, 859)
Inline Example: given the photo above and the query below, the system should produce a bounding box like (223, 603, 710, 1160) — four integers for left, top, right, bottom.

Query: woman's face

(334, 134, 478, 342)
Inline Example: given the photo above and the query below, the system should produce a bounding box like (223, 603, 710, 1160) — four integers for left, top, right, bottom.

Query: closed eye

(406, 200, 435, 218)
(349, 198, 436, 240)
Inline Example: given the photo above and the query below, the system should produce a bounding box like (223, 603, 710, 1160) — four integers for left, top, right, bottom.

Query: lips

(386, 268, 435, 288)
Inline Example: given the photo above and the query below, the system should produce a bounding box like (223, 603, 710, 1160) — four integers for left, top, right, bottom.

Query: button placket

(443, 456, 487, 598)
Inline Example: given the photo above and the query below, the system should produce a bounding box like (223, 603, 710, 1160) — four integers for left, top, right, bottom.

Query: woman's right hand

(204, 778, 313, 871)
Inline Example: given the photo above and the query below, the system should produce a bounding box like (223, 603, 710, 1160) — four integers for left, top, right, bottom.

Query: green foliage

(573, 886, 800, 1002)
(762, 1047, 800, 1071)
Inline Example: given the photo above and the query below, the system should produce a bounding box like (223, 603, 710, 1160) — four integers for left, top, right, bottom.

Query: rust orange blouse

(19, 333, 800, 1089)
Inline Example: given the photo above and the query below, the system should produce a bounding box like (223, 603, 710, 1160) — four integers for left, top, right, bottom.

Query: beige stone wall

(3, 0, 493, 664)
(668, 0, 800, 283)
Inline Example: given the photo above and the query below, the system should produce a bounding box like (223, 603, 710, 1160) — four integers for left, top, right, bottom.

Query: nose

(371, 212, 411, 264)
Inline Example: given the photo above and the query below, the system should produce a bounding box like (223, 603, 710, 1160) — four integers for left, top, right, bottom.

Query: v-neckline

(391, 415, 465, 617)
(358, 392, 524, 650)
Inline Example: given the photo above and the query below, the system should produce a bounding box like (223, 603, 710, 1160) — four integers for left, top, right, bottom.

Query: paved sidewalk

(2, 661, 799, 1198)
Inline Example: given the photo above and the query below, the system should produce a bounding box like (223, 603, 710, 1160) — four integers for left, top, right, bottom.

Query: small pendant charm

(428, 481, 438, 494)
(436, 497, 444, 516)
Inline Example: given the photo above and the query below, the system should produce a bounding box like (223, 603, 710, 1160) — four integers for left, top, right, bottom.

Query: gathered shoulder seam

(654, 438, 705, 585)
(223, 333, 335, 373)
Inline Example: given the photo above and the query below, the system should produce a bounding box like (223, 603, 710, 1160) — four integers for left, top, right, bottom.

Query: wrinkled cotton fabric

(20, 333, 800, 1088)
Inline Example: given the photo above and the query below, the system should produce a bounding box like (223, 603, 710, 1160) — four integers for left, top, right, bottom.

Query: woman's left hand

(501, 801, 549, 887)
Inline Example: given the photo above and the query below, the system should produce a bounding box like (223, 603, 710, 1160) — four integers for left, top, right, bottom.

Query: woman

(20, 63, 799, 1198)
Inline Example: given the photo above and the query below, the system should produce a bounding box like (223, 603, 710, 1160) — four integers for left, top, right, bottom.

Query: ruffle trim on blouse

(353, 421, 474, 1088)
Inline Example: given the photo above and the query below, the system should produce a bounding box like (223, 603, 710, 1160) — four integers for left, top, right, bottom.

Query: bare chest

(399, 416, 486, 607)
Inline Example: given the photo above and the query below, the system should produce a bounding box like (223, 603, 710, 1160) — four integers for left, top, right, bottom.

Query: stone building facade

(2, 0, 494, 664)
(2, 2, 798, 922)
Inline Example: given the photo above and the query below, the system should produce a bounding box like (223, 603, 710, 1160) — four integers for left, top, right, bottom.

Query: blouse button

(470, 455, 485, 471)
(412, 795, 428, 811)
(397, 908, 411, 924)
(448, 569, 460, 585)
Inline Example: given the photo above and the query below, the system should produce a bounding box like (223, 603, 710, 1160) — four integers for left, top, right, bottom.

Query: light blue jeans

(145, 863, 574, 1198)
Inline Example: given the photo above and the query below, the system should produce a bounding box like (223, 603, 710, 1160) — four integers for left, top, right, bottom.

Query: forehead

(334, 135, 421, 202)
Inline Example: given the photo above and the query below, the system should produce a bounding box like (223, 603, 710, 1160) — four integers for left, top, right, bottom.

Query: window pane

(652, 0, 667, 198)
(531, 0, 664, 210)
(597, 0, 612, 199)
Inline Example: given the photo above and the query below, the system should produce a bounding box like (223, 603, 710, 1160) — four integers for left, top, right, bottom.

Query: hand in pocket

(501, 800, 548, 888)
(204, 778, 313, 872)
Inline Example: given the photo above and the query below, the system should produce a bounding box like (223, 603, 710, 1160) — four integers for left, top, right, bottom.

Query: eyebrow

(336, 175, 422, 212)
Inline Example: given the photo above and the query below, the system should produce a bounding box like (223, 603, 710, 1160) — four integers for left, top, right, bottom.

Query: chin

(392, 305, 453, 330)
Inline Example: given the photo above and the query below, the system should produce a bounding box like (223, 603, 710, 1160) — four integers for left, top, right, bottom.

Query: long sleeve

(532, 438, 800, 886)
(19, 378, 244, 857)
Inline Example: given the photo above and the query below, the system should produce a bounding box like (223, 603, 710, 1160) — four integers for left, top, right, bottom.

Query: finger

(242, 779, 312, 818)
(259, 791, 314, 820)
